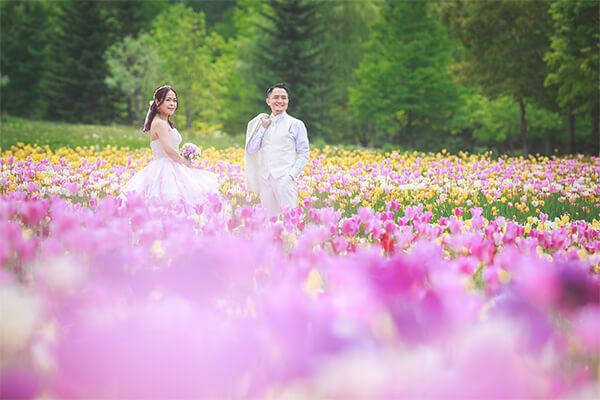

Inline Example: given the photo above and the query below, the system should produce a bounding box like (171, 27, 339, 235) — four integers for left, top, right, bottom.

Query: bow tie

(270, 113, 285, 124)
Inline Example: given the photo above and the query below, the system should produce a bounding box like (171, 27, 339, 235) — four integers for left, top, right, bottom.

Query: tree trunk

(594, 106, 600, 156)
(133, 94, 142, 127)
(544, 132, 551, 155)
(186, 108, 192, 130)
(567, 108, 575, 154)
(518, 97, 528, 157)
(407, 110, 414, 149)
(509, 132, 515, 153)
(359, 122, 372, 147)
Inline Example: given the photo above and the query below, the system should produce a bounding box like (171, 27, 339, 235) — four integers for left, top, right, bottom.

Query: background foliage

(1, 0, 598, 155)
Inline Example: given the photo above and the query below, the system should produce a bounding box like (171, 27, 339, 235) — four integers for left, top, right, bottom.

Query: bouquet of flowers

(181, 143, 202, 161)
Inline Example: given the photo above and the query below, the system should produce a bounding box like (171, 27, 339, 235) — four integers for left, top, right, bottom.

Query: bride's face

(157, 90, 178, 116)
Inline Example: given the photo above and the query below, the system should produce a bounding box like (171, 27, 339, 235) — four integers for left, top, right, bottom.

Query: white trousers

(259, 174, 298, 217)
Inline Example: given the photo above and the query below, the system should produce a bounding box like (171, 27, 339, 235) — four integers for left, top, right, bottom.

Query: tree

(105, 34, 162, 126)
(449, 90, 564, 155)
(439, 0, 553, 156)
(39, 0, 115, 123)
(0, 0, 57, 117)
(545, 0, 600, 154)
(350, 1, 459, 148)
(219, 0, 378, 140)
(180, 0, 238, 31)
(32, 0, 166, 124)
(321, 0, 379, 143)
(254, 0, 332, 137)
(221, 0, 268, 134)
(103, 0, 169, 40)
(150, 4, 233, 132)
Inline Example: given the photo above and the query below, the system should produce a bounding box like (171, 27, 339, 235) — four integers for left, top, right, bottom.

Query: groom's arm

(246, 125, 267, 154)
(289, 120, 309, 180)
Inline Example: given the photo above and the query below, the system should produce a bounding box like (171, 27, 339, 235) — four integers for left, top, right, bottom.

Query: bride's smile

(158, 91, 178, 117)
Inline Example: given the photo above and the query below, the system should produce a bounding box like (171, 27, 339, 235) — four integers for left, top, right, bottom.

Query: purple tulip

(0, 364, 41, 400)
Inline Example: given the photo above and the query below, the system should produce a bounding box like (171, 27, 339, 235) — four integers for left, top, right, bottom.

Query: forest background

(1, 0, 598, 156)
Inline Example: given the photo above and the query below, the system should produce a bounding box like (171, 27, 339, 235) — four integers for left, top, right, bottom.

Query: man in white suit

(244, 83, 310, 217)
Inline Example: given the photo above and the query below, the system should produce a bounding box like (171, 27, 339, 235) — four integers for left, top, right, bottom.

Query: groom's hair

(267, 83, 289, 97)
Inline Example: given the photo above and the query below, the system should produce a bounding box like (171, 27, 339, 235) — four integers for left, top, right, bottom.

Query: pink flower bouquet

(181, 143, 202, 161)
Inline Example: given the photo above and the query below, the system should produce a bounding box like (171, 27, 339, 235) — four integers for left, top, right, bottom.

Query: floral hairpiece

(153, 85, 171, 98)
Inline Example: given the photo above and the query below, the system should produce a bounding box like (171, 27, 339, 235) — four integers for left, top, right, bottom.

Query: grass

(0, 115, 246, 150)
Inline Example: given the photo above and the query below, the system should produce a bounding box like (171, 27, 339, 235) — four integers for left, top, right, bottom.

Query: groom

(244, 83, 310, 217)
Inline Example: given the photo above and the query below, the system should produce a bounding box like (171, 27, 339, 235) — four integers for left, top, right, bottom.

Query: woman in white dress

(119, 85, 220, 206)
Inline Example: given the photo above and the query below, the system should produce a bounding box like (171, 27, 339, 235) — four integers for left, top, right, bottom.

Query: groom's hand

(261, 115, 271, 128)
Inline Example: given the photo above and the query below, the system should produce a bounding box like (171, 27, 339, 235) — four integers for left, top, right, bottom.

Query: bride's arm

(154, 122, 191, 167)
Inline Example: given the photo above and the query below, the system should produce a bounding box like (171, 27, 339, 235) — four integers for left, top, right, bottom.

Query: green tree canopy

(320, 0, 379, 143)
(350, 1, 459, 147)
(209, 0, 270, 135)
(439, 0, 553, 156)
(105, 34, 161, 126)
(545, 0, 599, 153)
(449, 90, 565, 154)
(254, 0, 331, 137)
(150, 4, 233, 132)
(39, 0, 114, 123)
(36, 0, 164, 124)
(0, 0, 57, 117)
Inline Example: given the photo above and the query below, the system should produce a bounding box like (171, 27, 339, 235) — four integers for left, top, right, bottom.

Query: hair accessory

(153, 85, 169, 98)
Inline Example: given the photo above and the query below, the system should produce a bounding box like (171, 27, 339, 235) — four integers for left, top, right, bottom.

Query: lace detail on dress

(150, 129, 182, 159)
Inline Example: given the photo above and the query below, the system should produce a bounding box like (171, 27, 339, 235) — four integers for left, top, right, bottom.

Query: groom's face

(266, 88, 289, 116)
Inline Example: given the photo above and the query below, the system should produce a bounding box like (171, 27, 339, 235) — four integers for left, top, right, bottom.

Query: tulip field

(1, 141, 599, 399)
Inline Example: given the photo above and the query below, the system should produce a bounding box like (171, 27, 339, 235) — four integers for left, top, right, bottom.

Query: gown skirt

(119, 129, 220, 206)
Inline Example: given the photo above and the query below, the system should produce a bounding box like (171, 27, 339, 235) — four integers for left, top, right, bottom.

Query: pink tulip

(454, 207, 462, 218)
(358, 207, 374, 224)
(448, 216, 463, 234)
(20, 199, 48, 227)
(572, 305, 600, 353)
(340, 217, 359, 237)
(0, 364, 41, 400)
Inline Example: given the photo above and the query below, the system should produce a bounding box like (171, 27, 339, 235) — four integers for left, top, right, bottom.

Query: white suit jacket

(244, 113, 268, 194)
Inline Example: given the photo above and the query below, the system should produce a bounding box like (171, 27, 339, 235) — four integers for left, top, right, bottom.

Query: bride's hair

(143, 85, 178, 133)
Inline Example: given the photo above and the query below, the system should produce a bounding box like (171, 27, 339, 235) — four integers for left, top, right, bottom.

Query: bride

(119, 85, 220, 206)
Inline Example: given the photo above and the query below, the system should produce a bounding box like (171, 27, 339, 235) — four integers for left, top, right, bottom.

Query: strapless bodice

(150, 129, 182, 159)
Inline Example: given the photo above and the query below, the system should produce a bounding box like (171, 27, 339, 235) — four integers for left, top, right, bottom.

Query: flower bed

(1, 144, 599, 398)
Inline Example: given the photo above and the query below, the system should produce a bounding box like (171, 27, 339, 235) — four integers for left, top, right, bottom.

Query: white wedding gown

(119, 129, 220, 206)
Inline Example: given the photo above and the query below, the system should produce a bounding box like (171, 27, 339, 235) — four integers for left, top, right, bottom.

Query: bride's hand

(183, 158, 192, 168)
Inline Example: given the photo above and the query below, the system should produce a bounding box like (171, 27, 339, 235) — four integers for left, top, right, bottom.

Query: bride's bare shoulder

(151, 119, 170, 136)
